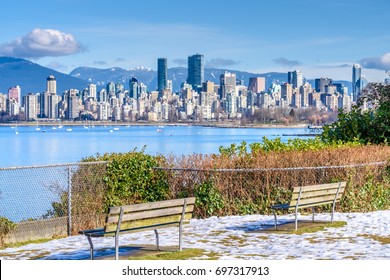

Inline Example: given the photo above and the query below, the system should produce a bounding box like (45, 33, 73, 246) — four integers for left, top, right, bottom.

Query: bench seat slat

(272, 199, 342, 210)
(106, 205, 194, 223)
(289, 194, 343, 206)
(102, 222, 182, 237)
(105, 213, 193, 232)
(109, 197, 196, 215)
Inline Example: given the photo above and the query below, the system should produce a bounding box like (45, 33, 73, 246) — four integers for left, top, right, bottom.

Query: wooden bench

(79, 197, 196, 260)
(270, 182, 346, 230)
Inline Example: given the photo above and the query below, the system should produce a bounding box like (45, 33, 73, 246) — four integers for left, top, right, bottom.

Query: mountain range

(0, 56, 352, 95)
(0, 57, 89, 94)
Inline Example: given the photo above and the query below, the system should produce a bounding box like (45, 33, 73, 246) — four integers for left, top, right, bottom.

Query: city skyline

(0, 0, 389, 83)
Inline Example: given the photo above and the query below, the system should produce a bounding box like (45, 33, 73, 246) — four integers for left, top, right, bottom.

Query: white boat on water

(66, 128, 72, 132)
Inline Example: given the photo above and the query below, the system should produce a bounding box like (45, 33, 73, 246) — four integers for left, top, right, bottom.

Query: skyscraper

(157, 58, 167, 92)
(248, 77, 265, 93)
(288, 70, 303, 89)
(24, 93, 38, 121)
(46, 75, 56, 94)
(8, 85, 21, 105)
(187, 54, 204, 89)
(129, 77, 139, 99)
(352, 64, 362, 102)
(219, 72, 236, 99)
(315, 78, 332, 93)
(88, 84, 97, 100)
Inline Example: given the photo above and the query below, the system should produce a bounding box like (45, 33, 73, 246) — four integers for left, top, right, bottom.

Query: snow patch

(1, 211, 389, 260)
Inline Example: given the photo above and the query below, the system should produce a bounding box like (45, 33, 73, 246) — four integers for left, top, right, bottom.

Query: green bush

(194, 180, 224, 218)
(0, 217, 16, 246)
(322, 83, 390, 145)
(87, 148, 169, 209)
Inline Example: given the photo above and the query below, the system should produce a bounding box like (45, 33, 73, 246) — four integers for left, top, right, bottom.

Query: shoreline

(0, 121, 310, 129)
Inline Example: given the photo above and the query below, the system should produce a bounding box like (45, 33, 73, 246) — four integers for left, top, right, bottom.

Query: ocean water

(0, 124, 313, 221)
(0, 125, 312, 168)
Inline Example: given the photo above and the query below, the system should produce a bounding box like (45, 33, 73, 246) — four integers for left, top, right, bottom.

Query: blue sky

(1, 0, 389, 82)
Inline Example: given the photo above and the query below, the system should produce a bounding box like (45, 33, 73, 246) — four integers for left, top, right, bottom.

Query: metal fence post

(67, 165, 72, 236)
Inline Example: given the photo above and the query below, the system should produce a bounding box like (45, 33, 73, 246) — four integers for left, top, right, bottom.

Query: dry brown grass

(162, 145, 390, 217)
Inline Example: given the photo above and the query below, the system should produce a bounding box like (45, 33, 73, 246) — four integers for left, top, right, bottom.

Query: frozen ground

(0, 211, 389, 260)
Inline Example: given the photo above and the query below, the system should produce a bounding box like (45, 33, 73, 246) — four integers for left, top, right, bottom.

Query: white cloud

(272, 57, 301, 67)
(359, 53, 390, 71)
(0, 28, 86, 58)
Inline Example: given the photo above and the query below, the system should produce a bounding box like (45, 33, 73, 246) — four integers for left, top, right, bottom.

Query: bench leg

(115, 234, 119, 260)
(272, 209, 278, 230)
(179, 223, 183, 251)
(86, 235, 94, 260)
(295, 207, 298, 231)
(331, 202, 336, 223)
(312, 206, 315, 223)
(154, 230, 160, 251)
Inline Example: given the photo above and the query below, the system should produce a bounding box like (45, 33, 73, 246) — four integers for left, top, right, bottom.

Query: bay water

(0, 125, 312, 168)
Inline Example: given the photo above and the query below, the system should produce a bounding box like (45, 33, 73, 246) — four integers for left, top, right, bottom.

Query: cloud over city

(172, 59, 187, 66)
(205, 58, 240, 68)
(359, 53, 390, 71)
(0, 28, 86, 58)
(272, 57, 301, 67)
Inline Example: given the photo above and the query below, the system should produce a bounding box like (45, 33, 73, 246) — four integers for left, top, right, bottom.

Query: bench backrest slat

(289, 182, 346, 207)
(104, 197, 195, 234)
(292, 182, 346, 193)
(108, 197, 196, 215)
(291, 186, 346, 200)
(106, 205, 194, 224)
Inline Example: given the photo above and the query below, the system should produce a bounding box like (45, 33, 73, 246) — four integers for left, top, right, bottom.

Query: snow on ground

(0, 211, 389, 260)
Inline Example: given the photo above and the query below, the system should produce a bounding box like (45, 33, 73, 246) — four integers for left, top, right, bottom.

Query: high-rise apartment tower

(157, 58, 168, 92)
(187, 54, 204, 89)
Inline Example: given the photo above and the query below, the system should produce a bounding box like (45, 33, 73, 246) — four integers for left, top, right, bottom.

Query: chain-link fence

(0, 160, 388, 245)
(0, 162, 108, 244)
(157, 161, 390, 218)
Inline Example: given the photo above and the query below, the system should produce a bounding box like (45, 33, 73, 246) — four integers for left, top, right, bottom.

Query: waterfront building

(8, 86, 21, 106)
(0, 94, 7, 113)
(315, 78, 332, 93)
(300, 83, 311, 107)
(202, 81, 215, 93)
(352, 64, 362, 102)
(67, 91, 80, 120)
(288, 70, 303, 89)
(47, 94, 61, 119)
(281, 83, 293, 103)
(338, 93, 352, 112)
(46, 76, 56, 95)
(157, 58, 168, 92)
(292, 92, 301, 108)
(129, 78, 139, 99)
(248, 77, 265, 93)
(24, 93, 38, 121)
(219, 72, 236, 99)
(187, 54, 204, 89)
(88, 84, 97, 100)
(309, 92, 321, 107)
(106, 82, 116, 95)
(116, 83, 124, 94)
(167, 80, 173, 91)
(98, 102, 110, 121)
(99, 89, 108, 103)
